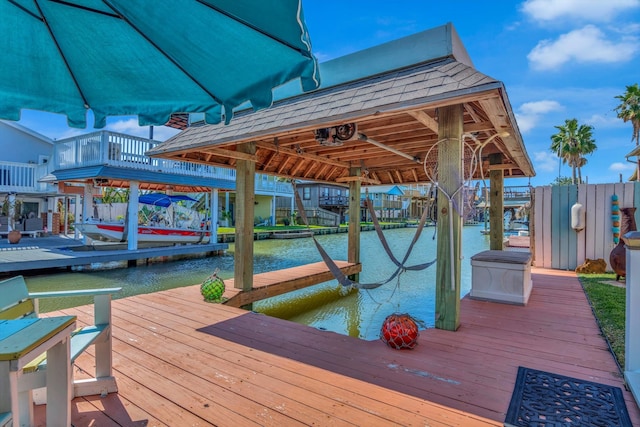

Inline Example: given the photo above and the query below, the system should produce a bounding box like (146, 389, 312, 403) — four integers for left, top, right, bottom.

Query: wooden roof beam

(277, 157, 291, 175)
(408, 110, 439, 133)
(255, 141, 350, 169)
(290, 158, 306, 176)
(200, 147, 257, 162)
(314, 163, 330, 180)
(336, 175, 381, 185)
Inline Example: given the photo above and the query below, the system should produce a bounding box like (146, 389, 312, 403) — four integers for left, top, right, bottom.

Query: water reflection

(26, 225, 489, 340)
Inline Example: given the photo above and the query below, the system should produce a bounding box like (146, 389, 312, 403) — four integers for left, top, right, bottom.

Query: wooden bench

(0, 276, 121, 421)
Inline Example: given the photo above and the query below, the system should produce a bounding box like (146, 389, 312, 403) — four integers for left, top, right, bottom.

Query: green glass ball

(200, 275, 225, 302)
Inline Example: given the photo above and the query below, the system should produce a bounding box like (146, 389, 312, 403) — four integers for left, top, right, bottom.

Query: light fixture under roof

(314, 123, 358, 146)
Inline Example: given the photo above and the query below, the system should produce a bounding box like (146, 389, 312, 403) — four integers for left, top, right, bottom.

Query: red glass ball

(380, 313, 419, 350)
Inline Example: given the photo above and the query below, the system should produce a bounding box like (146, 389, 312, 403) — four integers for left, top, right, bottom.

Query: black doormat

(505, 366, 633, 426)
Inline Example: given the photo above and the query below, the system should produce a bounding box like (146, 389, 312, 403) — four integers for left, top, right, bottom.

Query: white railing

(53, 131, 237, 181)
(52, 131, 296, 195)
(255, 177, 293, 195)
(0, 161, 54, 193)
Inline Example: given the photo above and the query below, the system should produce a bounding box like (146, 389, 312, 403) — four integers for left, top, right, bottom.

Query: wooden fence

(533, 182, 640, 270)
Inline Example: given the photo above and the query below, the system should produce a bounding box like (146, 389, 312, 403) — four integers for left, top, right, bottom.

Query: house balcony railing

(0, 161, 55, 194)
(53, 131, 295, 195)
(255, 177, 293, 195)
(53, 131, 237, 182)
(318, 195, 349, 207)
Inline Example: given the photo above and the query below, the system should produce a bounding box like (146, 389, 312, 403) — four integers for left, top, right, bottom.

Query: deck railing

(254, 176, 293, 194)
(0, 161, 54, 193)
(52, 131, 294, 194)
(53, 131, 236, 181)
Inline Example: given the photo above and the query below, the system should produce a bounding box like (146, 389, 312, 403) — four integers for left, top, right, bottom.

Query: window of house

(303, 187, 311, 200)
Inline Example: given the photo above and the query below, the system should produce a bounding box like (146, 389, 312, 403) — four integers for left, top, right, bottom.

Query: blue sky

(17, 0, 640, 187)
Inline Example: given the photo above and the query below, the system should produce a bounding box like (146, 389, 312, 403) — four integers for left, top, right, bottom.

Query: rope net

(380, 313, 420, 349)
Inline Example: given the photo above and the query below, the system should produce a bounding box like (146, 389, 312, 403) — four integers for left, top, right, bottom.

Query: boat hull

(76, 222, 211, 244)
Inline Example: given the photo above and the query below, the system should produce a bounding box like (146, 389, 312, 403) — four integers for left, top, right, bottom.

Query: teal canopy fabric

(0, 0, 320, 128)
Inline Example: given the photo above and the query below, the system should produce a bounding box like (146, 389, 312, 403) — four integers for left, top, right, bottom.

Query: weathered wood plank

(435, 104, 463, 331)
(36, 267, 640, 426)
(235, 142, 256, 293)
(488, 154, 504, 251)
(222, 261, 362, 307)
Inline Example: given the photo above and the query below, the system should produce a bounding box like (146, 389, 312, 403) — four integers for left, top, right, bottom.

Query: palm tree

(550, 119, 596, 184)
(615, 83, 640, 178)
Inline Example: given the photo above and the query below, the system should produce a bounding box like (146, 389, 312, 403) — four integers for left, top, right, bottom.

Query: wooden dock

(222, 261, 362, 307)
(0, 236, 227, 274)
(34, 267, 640, 426)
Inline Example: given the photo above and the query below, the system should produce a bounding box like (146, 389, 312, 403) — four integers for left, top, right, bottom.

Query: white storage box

(470, 250, 532, 305)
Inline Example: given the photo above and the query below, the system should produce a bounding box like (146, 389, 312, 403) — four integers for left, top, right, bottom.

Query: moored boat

(75, 193, 211, 244)
(76, 220, 210, 243)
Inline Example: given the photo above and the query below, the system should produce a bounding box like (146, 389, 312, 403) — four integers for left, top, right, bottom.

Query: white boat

(75, 193, 211, 244)
(76, 220, 211, 244)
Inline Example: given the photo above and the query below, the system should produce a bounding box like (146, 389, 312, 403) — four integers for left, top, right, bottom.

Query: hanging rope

(292, 182, 435, 290)
(365, 188, 434, 271)
(422, 134, 498, 290)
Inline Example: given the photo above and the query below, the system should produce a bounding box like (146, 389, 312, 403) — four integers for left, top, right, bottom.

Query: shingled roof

(148, 24, 534, 185)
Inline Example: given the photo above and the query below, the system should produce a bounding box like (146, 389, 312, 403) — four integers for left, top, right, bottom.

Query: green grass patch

(578, 273, 626, 369)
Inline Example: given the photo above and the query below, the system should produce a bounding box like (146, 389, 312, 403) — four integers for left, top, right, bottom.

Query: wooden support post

(234, 142, 256, 293)
(435, 105, 463, 331)
(348, 167, 361, 281)
(489, 154, 504, 250)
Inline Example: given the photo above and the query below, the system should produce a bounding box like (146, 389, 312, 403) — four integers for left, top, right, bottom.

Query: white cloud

(521, 0, 639, 22)
(515, 100, 562, 133)
(528, 25, 638, 70)
(105, 118, 180, 141)
(520, 100, 562, 115)
(610, 162, 635, 171)
(533, 151, 559, 172)
(586, 113, 625, 128)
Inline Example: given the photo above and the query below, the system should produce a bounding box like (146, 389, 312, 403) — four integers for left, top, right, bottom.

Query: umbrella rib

(32, 0, 92, 109)
(48, 0, 120, 18)
(195, 0, 313, 59)
(8, 0, 43, 20)
(101, 0, 225, 106)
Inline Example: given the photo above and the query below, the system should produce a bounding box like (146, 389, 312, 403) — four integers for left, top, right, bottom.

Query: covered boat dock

(148, 23, 535, 331)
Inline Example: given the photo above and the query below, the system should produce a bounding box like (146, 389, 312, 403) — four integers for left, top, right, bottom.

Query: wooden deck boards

(33, 267, 640, 426)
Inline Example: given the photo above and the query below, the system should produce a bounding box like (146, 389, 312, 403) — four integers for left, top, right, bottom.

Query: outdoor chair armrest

(29, 287, 121, 324)
(28, 287, 122, 299)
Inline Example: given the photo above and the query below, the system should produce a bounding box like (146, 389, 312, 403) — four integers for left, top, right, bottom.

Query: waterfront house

(0, 120, 59, 235)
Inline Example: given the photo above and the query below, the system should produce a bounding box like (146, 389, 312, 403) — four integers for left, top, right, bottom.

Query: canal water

(26, 225, 490, 340)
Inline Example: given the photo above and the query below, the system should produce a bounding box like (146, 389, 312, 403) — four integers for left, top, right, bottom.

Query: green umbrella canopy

(0, 0, 320, 128)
